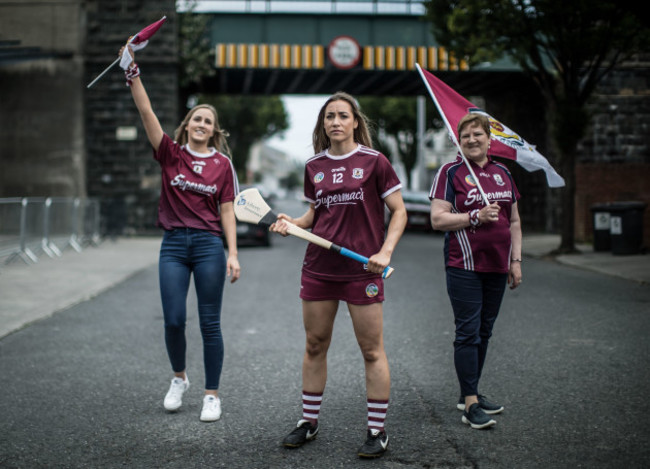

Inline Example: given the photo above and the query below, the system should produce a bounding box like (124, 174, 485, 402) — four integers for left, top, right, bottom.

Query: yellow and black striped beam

(215, 44, 325, 69)
(215, 43, 468, 71)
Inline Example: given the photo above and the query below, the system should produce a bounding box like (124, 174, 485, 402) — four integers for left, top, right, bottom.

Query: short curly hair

(457, 113, 491, 137)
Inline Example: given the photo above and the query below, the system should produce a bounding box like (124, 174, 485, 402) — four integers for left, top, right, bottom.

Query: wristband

(469, 209, 481, 227)
(125, 63, 140, 86)
(511, 258, 522, 263)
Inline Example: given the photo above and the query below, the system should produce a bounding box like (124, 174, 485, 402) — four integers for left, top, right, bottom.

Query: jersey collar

(325, 144, 361, 160)
(183, 145, 217, 158)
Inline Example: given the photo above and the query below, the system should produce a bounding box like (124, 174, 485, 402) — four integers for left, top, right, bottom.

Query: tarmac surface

(1, 230, 649, 469)
(0, 233, 647, 339)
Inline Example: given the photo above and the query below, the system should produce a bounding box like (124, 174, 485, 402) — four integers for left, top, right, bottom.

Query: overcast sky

(265, 95, 329, 162)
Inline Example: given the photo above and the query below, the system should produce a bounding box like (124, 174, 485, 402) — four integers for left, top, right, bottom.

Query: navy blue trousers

(446, 267, 507, 397)
(159, 228, 227, 390)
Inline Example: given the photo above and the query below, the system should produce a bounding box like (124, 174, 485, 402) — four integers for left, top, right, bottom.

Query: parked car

(234, 185, 272, 247)
(385, 190, 434, 232)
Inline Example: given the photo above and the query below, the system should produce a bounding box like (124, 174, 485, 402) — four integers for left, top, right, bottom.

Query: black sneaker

(461, 403, 496, 429)
(357, 429, 389, 458)
(282, 419, 319, 448)
(457, 395, 504, 415)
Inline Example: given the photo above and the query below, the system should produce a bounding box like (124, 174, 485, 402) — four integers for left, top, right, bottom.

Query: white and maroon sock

(302, 391, 323, 425)
(367, 398, 388, 432)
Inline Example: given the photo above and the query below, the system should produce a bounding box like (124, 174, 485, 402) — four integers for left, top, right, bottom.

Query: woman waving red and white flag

(416, 64, 565, 189)
(119, 16, 167, 69)
(87, 16, 167, 88)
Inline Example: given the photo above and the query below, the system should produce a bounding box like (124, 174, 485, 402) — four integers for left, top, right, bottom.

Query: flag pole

(87, 16, 166, 89)
(87, 57, 121, 89)
(416, 63, 490, 206)
(87, 33, 137, 89)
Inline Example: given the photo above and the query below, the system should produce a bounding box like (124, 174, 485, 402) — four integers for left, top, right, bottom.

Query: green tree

(358, 96, 441, 188)
(177, 0, 216, 117)
(177, 1, 289, 181)
(178, 0, 215, 89)
(424, 0, 650, 253)
(199, 95, 289, 179)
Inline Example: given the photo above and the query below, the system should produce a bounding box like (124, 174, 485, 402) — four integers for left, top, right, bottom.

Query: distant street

(1, 198, 649, 468)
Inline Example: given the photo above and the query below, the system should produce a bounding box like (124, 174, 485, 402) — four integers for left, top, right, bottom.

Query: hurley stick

(234, 188, 394, 279)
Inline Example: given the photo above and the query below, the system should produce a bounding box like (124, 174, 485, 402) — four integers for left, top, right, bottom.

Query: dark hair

(312, 91, 372, 153)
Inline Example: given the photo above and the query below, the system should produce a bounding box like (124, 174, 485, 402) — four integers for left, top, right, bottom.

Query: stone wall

(579, 58, 650, 165)
(0, 0, 178, 235)
(575, 57, 650, 249)
(0, 0, 86, 197)
(84, 1, 178, 235)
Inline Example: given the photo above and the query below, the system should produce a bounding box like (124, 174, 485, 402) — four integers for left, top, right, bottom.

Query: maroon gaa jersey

(429, 154, 520, 273)
(154, 134, 238, 236)
(302, 145, 402, 281)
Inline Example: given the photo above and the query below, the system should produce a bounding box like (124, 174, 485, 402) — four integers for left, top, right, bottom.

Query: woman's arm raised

(120, 45, 164, 152)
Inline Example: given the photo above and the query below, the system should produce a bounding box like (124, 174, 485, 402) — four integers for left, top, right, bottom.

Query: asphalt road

(1, 209, 649, 468)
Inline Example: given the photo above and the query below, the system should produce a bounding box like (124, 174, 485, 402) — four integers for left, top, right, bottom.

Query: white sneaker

(200, 395, 222, 422)
(164, 376, 189, 411)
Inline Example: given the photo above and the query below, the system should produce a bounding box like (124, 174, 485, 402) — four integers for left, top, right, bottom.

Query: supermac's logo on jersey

(352, 168, 364, 179)
(314, 172, 325, 183)
(465, 174, 477, 187)
(171, 174, 217, 195)
(365, 283, 379, 298)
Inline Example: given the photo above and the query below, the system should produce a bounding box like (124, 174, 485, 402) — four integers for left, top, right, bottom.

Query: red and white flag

(120, 16, 167, 69)
(416, 64, 565, 188)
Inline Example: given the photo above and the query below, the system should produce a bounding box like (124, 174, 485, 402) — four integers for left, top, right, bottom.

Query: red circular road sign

(327, 35, 361, 69)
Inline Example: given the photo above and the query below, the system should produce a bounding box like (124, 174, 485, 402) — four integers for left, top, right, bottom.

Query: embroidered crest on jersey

(493, 174, 505, 186)
(314, 172, 325, 183)
(192, 161, 206, 174)
(365, 283, 379, 298)
(352, 168, 364, 179)
(464, 174, 477, 187)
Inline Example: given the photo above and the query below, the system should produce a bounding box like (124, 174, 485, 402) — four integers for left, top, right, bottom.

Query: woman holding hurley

(119, 43, 240, 422)
(270, 92, 406, 458)
(430, 112, 522, 429)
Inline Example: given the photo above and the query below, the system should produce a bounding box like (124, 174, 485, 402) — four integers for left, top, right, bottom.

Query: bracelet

(469, 209, 481, 227)
(511, 258, 522, 263)
(125, 63, 140, 87)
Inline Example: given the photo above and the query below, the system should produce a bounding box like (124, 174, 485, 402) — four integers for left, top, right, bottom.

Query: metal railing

(0, 197, 101, 265)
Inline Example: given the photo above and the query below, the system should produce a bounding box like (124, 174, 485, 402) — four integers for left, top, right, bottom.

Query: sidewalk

(0, 234, 647, 339)
(523, 234, 649, 285)
(0, 237, 160, 339)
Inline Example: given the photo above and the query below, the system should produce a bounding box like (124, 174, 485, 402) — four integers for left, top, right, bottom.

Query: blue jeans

(446, 267, 507, 397)
(159, 228, 227, 390)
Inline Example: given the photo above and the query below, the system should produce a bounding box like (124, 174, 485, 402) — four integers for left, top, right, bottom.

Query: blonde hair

(312, 91, 373, 153)
(457, 113, 491, 137)
(174, 104, 232, 156)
